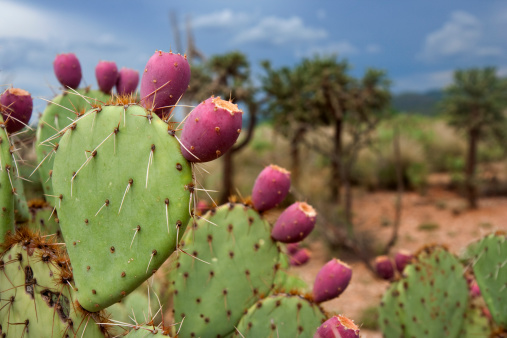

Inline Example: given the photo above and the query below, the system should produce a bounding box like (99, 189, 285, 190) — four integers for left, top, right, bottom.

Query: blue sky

(2, 0, 507, 114)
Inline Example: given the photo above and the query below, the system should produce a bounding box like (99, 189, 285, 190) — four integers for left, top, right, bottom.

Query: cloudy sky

(2, 0, 507, 113)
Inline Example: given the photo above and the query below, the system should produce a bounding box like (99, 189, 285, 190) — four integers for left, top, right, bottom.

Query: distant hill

(392, 89, 443, 115)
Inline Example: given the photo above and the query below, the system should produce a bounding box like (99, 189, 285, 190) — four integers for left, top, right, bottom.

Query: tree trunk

(290, 126, 306, 188)
(465, 126, 479, 209)
(331, 118, 342, 203)
(219, 101, 258, 204)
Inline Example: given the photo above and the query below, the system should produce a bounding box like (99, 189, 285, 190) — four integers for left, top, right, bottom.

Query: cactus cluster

(0, 50, 359, 338)
(169, 164, 357, 337)
(378, 233, 507, 337)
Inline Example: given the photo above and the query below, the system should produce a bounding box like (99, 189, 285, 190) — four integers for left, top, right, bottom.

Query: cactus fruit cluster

(0, 50, 361, 338)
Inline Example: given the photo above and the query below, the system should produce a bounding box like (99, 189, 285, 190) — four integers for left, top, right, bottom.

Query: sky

(2, 0, 507, 115)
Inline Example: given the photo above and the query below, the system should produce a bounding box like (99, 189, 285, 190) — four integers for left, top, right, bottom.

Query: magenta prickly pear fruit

(0, 88, 33, 134)
(469, 280, 481, 298)
(287, 242, 300, 255)
(53, 53, 82, 89)
(375, 255, 395, 280)
(140, 50, 190, 116)
(95, 60, 118, 93)
(290, 248, 311, 266)
(314, 315, 360, 338)
(313, 258, 352, 303)
(196, 200, 209, 215)
(271, 202, 316, 243)
(116, 67, 140, 95)
(180, 96, 243, 162)
(252, 165, 291, 212)
(394, 249, 413, 272)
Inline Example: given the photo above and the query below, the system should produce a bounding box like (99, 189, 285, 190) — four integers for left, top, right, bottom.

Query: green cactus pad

(170, 203, 280, 338)
(468, 232, 507, 327)
(27, 206, 61, 237)
(52, 103, 192, 312)
(234, 294, 327, 338)
(13, 180, 29, 224)
(125, 325, 171, 337)
(271, 269, 308, 295)
(107, 279, 165, 328)
(0, 115, 14, 242)
(378, 245, 469, 338)
(378, 283, 404, 338)
(461, 302, 491, 337)
(35, 89, 110, 205)
(0, 230, 108, 337)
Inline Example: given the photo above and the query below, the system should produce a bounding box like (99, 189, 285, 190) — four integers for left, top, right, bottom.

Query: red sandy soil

(291, 179, 507, 337)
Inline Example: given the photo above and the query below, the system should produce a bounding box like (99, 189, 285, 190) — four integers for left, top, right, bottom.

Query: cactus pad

(378, 245, 468, 338)
(170, 203, 280, 337)
(0, 115, 14, 242)
(0, 229, 109, 337)
(35, 89, 110, 205)
(467, 232, 507, 327)
(52, 103, 192, 311)
(234, 294, 327, 338)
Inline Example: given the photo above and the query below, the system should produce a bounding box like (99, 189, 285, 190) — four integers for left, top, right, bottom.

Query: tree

(261, 61, 315, 187)
(262, 56, 351, 200)
(440, 67, 507, 209)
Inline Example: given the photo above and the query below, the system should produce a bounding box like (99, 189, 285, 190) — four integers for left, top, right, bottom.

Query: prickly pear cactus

(378, 245, 469, 338)
(0, 115, 14, 242)
(35, 89, 110, 205)
(13, 173, 30, 223)
(125, 325, 171, 337)
(234, 294, 327, 337)
(0, 229, 109, 337)
(107, 279, 165, 328)
(52, 101, 192, 311)
(461, 302, 491, 337)
(467, 232, 507, 328)
(170, 203, 280, 337)
(271, 252, 308, 294)
(27, 206, 61, 236)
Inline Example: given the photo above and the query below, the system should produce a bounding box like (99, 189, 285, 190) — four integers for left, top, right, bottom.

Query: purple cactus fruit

(95, 61, 118, 94)
(286, 242, 300, 255)
(394, 249, 413, 273)
(314, 315, 360, 338)
(0, 88, 33, 134)
(313, 258, 352, 303)
(196, 200, 209, 215)
(290, 248, 311, 266)
(53, 53, 82, 89)
(375, 255, 395, 280)
(252, 165, 291, 212)
(271, 202, 316, 243)
(140, 51, 190, 116)
(469, 280, 481, 298)
(116, 68, 140, 95)
(180, 96, 243, 163)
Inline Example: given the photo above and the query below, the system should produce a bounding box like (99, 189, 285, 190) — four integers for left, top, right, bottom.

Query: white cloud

(234, 16, 327, 45)
(0, 1, 120, 47)
(193, 9, 252, 29)
(301, 41, 358, 58)
(419, 10, 503, 61)
(0, 1, 146, 101)
(393, 70, 454, 92)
